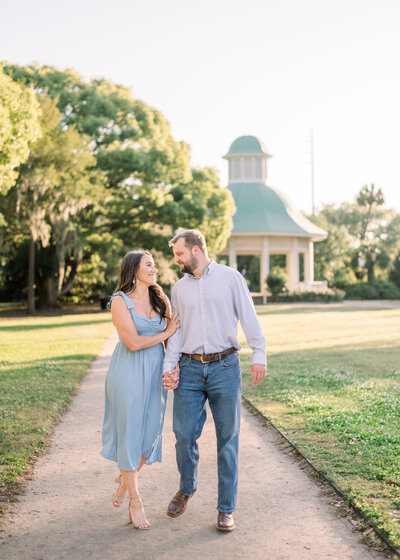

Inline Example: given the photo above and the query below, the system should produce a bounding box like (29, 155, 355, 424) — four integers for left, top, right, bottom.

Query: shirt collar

(205, 260, 217, 274)
(186, 259, 216, 279)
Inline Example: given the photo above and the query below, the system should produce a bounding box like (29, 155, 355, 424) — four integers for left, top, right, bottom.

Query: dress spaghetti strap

(106, 291, 133, 310)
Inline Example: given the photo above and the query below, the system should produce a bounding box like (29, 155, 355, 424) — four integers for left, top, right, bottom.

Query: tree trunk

(367, 253, 375, 283)
(39, 276, 60, 308)
(60, 257, 80, 296)
(27, 236, 35, 315)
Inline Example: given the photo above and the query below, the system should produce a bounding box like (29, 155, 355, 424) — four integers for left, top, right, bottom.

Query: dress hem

(99, 450, 162, 471)
(100, 432, 163, 470)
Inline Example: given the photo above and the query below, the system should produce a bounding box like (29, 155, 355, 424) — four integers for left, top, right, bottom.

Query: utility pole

(310, 128, 315, 216)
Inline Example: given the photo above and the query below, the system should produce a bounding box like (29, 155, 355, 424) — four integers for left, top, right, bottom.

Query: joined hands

(163, 364, 180, 390)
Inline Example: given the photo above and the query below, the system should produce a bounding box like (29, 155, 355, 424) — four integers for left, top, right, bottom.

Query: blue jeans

(173, 352, 242, 513)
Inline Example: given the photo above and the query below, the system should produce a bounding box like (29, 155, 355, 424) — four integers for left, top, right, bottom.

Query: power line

(310, 127, 315, 215)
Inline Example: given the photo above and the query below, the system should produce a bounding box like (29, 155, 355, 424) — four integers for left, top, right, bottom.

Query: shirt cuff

(251, 351, 267, 366)
(163, 361, 178, 374)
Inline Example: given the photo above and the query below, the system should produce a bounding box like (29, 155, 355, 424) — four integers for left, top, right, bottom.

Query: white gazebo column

(261, 238, 270, 303)
(288, 239, 299, 289)
(229, 242, 237, 270)
(304, 241, 314, 286)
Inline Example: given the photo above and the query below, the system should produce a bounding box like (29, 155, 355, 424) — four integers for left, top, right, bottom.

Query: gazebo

(218, 135, 327, 301)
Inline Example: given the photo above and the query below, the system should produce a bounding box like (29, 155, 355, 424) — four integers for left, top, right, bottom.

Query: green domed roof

(225, 135, 271, 157)
(228, 182, 327, 239)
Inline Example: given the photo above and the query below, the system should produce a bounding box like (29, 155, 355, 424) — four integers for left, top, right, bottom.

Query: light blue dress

(100, 291, 167, 470)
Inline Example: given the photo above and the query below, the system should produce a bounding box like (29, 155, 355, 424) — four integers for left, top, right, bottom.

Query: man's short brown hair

(169, 229, 208, 254)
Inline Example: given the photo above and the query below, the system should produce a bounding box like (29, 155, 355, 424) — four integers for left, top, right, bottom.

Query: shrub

(278, 288, 345, 302)
(266, 268, 288, 301)
(268, 287, 345, 303)
(344, 281, 400, 300)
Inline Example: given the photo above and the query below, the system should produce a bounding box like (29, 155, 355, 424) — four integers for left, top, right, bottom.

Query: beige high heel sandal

(112, 474, 127, 508)
(129, 495, 151, 529)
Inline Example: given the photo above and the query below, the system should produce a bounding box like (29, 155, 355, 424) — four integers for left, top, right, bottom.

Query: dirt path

(0, 332, 394, 560)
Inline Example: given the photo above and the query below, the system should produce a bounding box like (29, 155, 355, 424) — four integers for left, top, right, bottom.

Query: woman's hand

(165, 311, 180, 337)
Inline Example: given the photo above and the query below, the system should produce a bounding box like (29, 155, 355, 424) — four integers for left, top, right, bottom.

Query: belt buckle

(201, 354, 208, 363)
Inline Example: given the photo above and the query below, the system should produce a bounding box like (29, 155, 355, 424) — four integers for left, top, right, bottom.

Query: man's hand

(247, 363, 266, 386)
(163, 365, 180, 390)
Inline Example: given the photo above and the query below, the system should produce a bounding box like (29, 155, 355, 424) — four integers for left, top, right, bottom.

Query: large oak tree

(1, 63, 234, 307)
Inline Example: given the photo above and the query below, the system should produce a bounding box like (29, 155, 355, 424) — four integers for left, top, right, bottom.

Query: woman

(100, 250, 180, 529)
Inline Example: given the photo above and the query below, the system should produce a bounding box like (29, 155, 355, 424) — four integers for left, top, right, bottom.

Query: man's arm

(163, 286, 183, 374)
(232, 271, 267, 386)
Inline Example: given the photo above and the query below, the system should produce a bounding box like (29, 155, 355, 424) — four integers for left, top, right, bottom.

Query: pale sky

(1, 0, 400, 213)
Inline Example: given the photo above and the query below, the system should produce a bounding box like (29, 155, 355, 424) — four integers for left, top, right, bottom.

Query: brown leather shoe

(167, 490, 192, 518)
(216, 511, 235, 532)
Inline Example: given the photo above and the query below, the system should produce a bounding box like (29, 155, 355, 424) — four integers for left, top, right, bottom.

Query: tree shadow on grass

(241, 344, 400, 400)
(0, 319, 111, 332)
(255, 306, 400, 315)
(0, 354, 110, 372)
(0, 304, 108, 319)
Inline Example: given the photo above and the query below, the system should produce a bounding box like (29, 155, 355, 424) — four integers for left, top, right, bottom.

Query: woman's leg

(121, 457, 150, 528)
(112, 471, 127, 507)
(118, 455, 146, 498)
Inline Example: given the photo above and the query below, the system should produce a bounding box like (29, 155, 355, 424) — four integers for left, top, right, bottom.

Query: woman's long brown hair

(114, 251, 170, 320)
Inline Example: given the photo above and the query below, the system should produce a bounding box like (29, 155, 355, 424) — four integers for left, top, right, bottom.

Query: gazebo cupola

(223, 135, 272, 184)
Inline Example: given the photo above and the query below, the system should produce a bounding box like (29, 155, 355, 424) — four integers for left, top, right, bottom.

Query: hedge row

(342, 280, 400, 300)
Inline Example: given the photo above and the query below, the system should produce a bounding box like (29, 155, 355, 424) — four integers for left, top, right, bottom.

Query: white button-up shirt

(163, 260, 266, 372)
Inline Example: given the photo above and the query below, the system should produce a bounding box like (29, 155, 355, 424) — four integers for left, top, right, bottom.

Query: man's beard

(181, 254, 198, 274)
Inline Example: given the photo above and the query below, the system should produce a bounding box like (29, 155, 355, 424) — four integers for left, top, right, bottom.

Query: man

(163, 229, 266, 532)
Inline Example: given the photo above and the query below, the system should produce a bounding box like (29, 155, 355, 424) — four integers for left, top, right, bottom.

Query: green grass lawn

(240, 305, 400, 549)
(0, 312, 113, 512)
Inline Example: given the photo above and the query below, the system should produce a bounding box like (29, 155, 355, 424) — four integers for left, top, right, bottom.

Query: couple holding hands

(100, 229, 266, 531)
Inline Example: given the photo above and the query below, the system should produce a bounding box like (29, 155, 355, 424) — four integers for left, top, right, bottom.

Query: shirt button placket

(199, 279, 206, 351)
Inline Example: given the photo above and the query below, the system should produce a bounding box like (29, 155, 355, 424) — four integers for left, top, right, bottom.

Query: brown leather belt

(181, 347, 237, 364)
